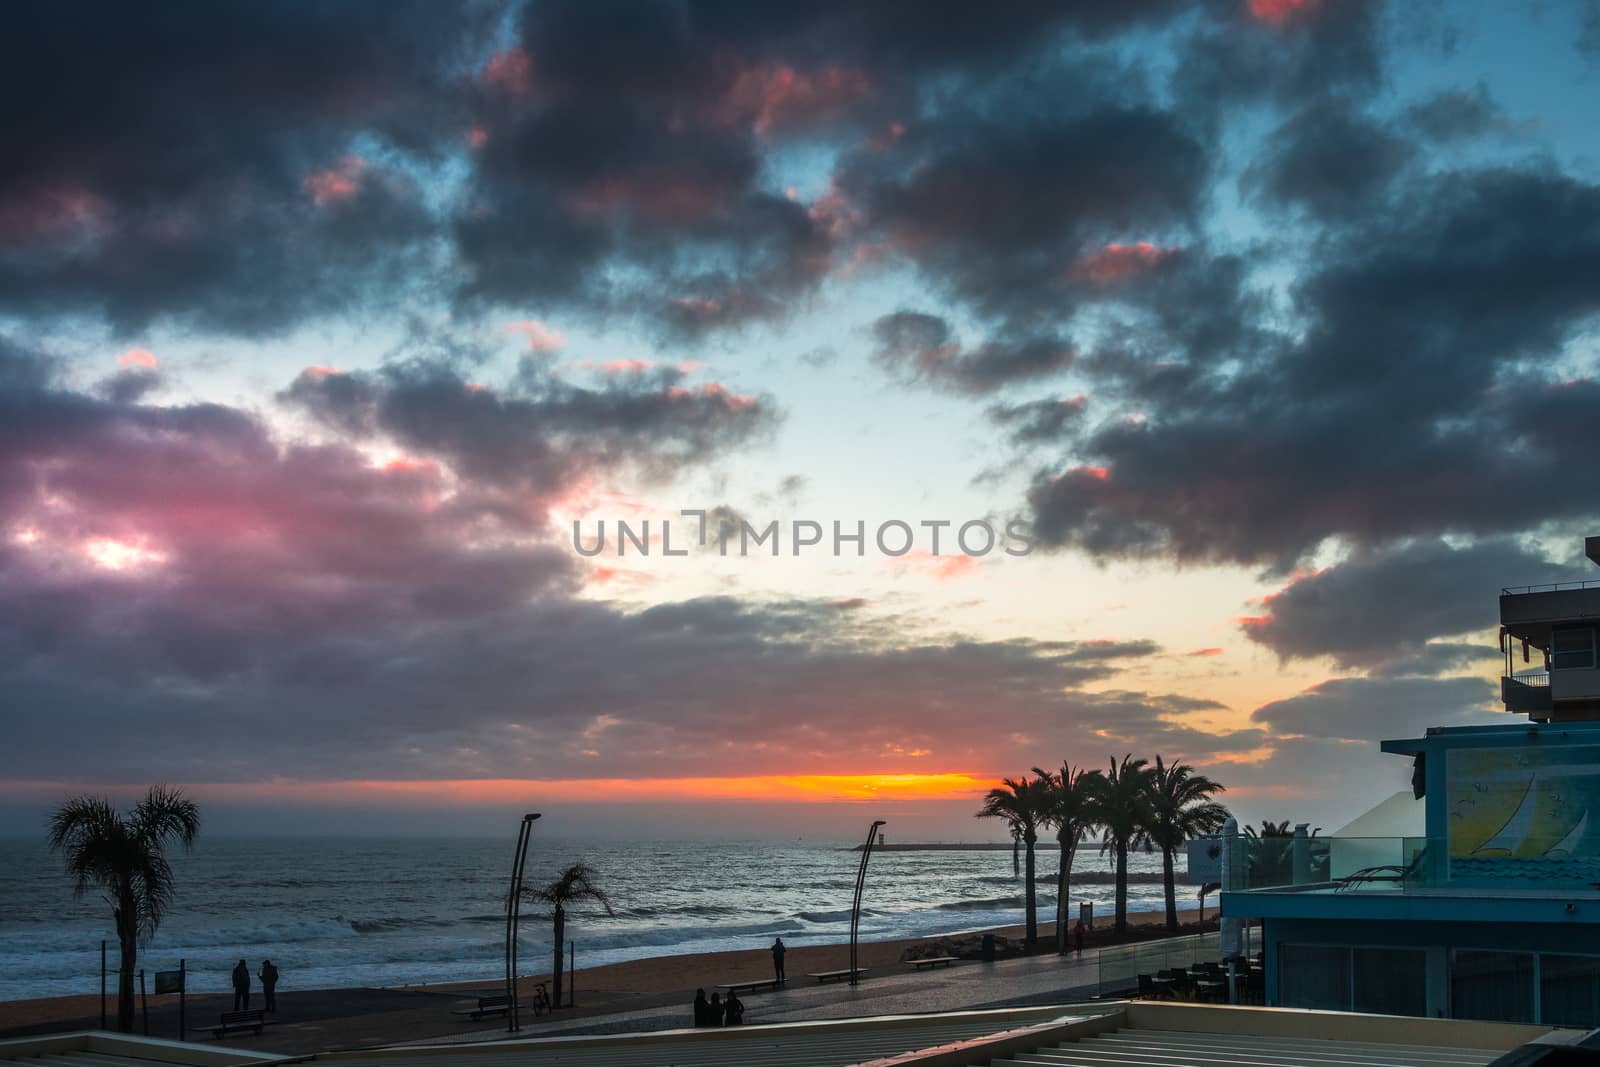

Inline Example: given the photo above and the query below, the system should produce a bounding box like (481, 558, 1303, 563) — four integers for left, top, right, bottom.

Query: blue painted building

(1221, 538, 1600, 1025)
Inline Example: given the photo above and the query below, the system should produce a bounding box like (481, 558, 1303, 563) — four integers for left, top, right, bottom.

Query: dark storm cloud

(1244, 98, 1415, 218)
(1251, 675, 1497, 743)
(871, 312, 1074, 394)
(282, 356, 775, 495)
(1240, 539, 1573, 668)
(1028, 166, 1600, 569)
(988, 396, 1089, 445)
(1173, 0, 1385, 122)
(0, 1, 487, 334)
(1404, 85, 1513, 141)
(838, 108, 1208, 326)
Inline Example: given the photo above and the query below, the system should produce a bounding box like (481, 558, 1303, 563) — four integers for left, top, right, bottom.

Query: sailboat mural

(1448, 746, 1600, 881)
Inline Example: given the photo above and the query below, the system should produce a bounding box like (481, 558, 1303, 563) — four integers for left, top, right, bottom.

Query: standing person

(1073, 917, 1087, 954)
(770, 937, 786, 984)
(231, 959, 250, 1011)
(708, 991, 724, 1026)
(692, 988, 710, 1027)
(723, 989, 744, 1026)
(258, 959, 278, 1013)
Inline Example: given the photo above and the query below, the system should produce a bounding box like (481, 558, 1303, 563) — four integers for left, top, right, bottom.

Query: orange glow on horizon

(0, 774, 1001, 806)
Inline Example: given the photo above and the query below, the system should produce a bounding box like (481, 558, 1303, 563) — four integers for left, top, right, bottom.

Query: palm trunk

(116, 887, 136, 1032)
(1023, 838, 1037, 944)
(551, 905, 564, 1009)
(1054, 836, 1075, 954)
(1162, 846, 1178, 933)
(1114, 838, 1129, 935)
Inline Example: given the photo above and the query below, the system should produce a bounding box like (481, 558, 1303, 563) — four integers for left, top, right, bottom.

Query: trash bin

(981, 933, 996, 962)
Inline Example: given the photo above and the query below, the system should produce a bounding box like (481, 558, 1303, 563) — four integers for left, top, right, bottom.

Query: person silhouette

(258, 959, 278, 1012)
(692, 988, 710, 1027)
(723, 988, 744, 1026)
(771, 937, 786, 984)
(231, 959, 250, 1011)
(708, 991, 724, 1026)
(1073, 917, 1087, 954)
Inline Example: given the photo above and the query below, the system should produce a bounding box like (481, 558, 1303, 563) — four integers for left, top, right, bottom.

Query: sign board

(1186, 838, 1223, 884)
(1078, 900, 1093, 928)
(154, 969, 184, 995)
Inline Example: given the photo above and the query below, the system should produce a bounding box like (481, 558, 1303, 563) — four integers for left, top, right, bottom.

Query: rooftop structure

(1500, 536, 1600, 720)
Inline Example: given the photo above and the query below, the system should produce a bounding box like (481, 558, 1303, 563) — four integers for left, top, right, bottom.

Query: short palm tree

(976, 775, 1049, 943)
(1033, 763, 1104, 953)
(1143, 756, 1230, 932)
(527, 862, 613, 1009)
(1094, 755, 1153, 934)
(48, 787, 200, 1032)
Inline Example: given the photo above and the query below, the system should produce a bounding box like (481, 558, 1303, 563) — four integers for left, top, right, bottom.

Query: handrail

(1503, 579, 1600, 594)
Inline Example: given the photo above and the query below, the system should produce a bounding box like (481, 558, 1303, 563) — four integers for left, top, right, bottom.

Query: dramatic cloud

(1245, 98, 1415, 217)
(0, 1, 487, 334)
(872, 312, 1073, 394)
(1240, 539, 1573, 668)
(1029, 167, 1600, 569)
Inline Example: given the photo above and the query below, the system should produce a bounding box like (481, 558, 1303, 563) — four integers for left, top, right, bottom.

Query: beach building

(1222, 536, 1600, 1025)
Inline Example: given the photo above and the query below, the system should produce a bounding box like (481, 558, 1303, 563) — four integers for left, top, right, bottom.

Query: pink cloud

(893, 551, 982, 582)
(118, 348, 157, 370)
(1247, 0, 1319, 25)
(482, 47, 533, 95)
(1070, 242, 1181, 285)
(716, 63, 872, 138)
(305, 156, 365, 206)
(467, 126, 489, 149)
(599, 359, 655, 374)
(504, 320, 565, 352)
(1187, 647, 1224, 657)
(696, 382, 757, 412)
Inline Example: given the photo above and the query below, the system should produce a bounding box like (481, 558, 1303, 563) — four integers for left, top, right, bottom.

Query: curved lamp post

(505, 812, 541, 1031)
(849, 819, 886, 986)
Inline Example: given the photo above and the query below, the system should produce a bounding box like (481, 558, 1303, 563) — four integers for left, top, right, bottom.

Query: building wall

(1265, 917, 1600, 1025)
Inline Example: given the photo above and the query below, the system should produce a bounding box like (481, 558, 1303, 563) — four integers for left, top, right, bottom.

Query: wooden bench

(807, 968, 867, 984)
(905, 956, 959, 970)
(450, 995, 510, 1020)
(717, 979, 780, 996)
(196, 1008, 265, 1038)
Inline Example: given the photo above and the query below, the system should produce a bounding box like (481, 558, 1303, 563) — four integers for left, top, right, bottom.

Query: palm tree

(1033, 763, 1104, 953)
(1143, 756, 1230, 932)
(527, 862, 613, 1009)
(47, 787, 200, 1032)
(1093, 754, 1153, 935)
(976, 775, 1049, 943)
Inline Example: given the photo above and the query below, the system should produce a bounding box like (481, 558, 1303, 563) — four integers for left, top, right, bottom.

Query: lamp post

(849, 819, 886, 986)
(505, 812, 541, 1031)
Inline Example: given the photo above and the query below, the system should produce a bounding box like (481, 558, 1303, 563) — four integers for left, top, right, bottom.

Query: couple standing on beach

(231, 958, 279, 1012)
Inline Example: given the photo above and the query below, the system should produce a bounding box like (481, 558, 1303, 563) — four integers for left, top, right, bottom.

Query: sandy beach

(0, 907, 1217, 1051)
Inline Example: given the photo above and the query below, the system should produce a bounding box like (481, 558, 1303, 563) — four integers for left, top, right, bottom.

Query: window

(1553, 628, 1597, 671)
(1451, 950, 1534, 1023)
(1353, 948, 1426, 1017)
(1280, 944, 1350, 1011)
(1541, 955, 1600, 1028)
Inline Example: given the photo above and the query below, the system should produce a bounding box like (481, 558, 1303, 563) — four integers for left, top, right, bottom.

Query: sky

(3, 0, 1600, 840)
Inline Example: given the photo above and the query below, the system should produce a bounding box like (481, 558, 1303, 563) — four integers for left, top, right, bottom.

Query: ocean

(0, 837, 1180, 1001)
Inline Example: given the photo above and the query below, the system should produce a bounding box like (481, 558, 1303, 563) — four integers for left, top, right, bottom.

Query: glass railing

(1219, 835, 1600, 895)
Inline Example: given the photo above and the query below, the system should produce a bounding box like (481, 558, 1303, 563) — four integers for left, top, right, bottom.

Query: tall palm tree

(47, 787, 200, 1032)
(975, 775, 1049, 943)
(1093, 754, 1153, 935)
(1033, 763, 1104, 953)
(1143, 756, 1230, 932)
(527, 862, 613, 1009)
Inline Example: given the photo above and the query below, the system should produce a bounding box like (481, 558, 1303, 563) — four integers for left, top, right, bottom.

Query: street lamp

(849, 819, 886, 986)
(505, 812, 541, 1031)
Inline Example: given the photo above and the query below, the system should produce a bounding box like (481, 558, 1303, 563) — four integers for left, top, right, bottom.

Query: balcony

(1222, 836, 1600, 897)
(1502, 671, 1553, 714)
